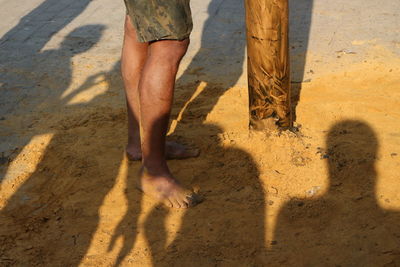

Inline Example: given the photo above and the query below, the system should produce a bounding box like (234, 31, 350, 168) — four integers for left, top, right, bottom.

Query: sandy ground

(1, 0, 400, 266)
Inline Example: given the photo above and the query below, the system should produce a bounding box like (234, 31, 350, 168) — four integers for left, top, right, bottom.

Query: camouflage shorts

(124, 0, 193, 43)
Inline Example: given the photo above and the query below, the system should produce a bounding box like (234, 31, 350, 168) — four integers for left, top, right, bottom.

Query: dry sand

(1, 41, 400, 266)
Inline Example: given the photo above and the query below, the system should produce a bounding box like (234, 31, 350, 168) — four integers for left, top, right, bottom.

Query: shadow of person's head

(59, 24, 106, 55)
(326, 120, 378, 194)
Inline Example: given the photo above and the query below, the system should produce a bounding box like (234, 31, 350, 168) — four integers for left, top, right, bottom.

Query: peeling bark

(245, 0, 292, 129)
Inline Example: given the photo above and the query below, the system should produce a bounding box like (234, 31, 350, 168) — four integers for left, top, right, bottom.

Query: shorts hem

(137, 34, 191, 43)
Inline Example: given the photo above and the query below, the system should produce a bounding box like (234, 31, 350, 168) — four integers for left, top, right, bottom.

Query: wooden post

(245, 0, 292, 129)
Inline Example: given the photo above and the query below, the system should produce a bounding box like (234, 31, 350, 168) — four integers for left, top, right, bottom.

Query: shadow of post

(289, 0, 313, 121)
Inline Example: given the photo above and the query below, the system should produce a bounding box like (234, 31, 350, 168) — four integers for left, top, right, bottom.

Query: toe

(177, 198, 189, 209)
(170, 198, 182, 209)
(163, 199, 174, 208)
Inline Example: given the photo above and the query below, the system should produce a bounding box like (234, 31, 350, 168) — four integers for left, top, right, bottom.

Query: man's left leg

(122, 16, 199, 161)
(137, 39, 200, 208)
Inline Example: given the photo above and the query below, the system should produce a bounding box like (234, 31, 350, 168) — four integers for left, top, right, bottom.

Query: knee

(169, 39, 190, 60)
(151, 39, 190, 65)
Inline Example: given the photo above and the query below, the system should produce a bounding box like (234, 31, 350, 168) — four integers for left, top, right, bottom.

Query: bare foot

(126, 141, 200, 161)
(136, 167, 202, 208)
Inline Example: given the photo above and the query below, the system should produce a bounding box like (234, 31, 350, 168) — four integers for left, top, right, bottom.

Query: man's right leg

(122, 15, 148, 160)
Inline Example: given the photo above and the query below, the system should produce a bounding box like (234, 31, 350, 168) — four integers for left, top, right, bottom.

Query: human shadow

(107, 160, 143, 266)
(289, 0, 313, 121)
(0, 25, 126, 266)
(0, 1, 127, 265)
(0, 0, 92, 182)
(90, 61, 144, 266)
(144, 122, 266, 266)
(0, 0, 91, 48)
(271, 120, 400, 266)
(0, 0, 92, 115)
(65, 59, 145, 266)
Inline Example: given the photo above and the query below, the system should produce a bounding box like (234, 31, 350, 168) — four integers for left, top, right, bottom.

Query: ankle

(126, 142, 141, 151)
(127, 137, 141, 149)
(142, 160, 170, 176)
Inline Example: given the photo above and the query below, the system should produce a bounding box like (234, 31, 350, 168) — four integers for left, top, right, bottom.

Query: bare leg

(121, 16, 200, 207)
(122, 16, 199, 161)
(138, 39, 200, 208)
(122, 16, 148, 159)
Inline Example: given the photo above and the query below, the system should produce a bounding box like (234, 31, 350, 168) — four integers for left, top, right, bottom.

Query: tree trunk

(245, 0, 292, 129)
